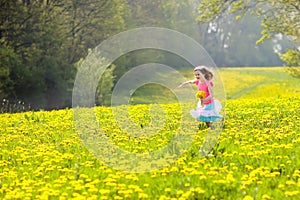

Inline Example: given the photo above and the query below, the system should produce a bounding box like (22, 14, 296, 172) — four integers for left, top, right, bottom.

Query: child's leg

(205, 122, 211, 127)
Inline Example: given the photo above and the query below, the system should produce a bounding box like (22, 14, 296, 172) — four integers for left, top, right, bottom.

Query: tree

(96, 65, 116, 106)
(0, 0, 127, 110)
(197, 0, 300, 72)
(0, 46, 14, 100)
(198, 12, 287, 67)
(113, 0, 200, 80)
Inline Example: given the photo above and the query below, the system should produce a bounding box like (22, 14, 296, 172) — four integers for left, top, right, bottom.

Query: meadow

(1, 67, 300, 200)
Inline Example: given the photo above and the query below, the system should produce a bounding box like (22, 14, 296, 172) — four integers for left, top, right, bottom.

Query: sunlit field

(1, 67, 300, 199)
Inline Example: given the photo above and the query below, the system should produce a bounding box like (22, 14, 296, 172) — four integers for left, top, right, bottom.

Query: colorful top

(195, 80, 214, 105)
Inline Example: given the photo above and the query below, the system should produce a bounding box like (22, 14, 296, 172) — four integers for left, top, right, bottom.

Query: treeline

(0, 0, 290, 110)
(0, 0, 127, 110)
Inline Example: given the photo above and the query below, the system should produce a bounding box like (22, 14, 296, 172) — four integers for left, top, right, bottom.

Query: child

(177, 66, 222, 128)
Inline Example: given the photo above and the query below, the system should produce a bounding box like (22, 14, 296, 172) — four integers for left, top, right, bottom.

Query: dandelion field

(1, 67, 300, 199)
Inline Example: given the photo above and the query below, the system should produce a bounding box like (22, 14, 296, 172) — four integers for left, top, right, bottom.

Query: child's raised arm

(177, 79, 196, 88)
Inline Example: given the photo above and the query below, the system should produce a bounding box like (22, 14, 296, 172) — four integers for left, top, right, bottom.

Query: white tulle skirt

(190, 100, 222, 122)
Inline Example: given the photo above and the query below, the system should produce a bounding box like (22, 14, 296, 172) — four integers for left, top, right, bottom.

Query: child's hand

(177, 84, 183, 88)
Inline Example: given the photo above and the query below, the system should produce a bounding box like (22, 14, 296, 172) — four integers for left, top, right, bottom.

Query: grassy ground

(219, 67, 300, 99)
(130, 67, 300, 103)
(1, 67, 300, 200)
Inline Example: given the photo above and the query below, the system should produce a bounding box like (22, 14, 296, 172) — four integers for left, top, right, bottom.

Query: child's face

(194, 70, 204, 81)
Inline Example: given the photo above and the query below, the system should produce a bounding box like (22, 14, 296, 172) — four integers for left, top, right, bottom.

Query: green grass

(131, 67, 300, 103)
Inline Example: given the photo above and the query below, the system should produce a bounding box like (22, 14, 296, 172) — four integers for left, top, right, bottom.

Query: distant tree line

(197, 0, 300, 75)
(0, 0, 295, 111)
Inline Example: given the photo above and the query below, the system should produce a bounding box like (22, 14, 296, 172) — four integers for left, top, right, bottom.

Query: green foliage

(1, 0, 298, 111)
(197, 0, 300, 70)
(0, 46, 16, 100)
(97, 65, 116, 106)
(279, 49, 300, 78)
(115, 0, 199, 80)
(198, 12, 284, 67)
(279, 49, 300, 66)
(0, 0, 126, 110)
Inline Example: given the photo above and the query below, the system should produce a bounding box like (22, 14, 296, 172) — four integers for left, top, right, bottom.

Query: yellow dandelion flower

(164, 188, 171, 193)
(158, 195, 169, 200)
(114, 195, 123, 200)
(279, 164, 285, 168)
(138, 193, 149, 199)
(79, 173, 89, 179)
(284, 190, 300, 197)
(99, 189, 110, 195)
(286, 180, 296, 185)
(262, 194, 271, 200)
(257, 181, 263, 185)
(195, 187, 205, 194)
(243, 195, 254, 200)
(293, 170, 300, 178)
(210, 196, 216, 200)
(176, 190, 184, 195)
(245, 165, 253, 170)
(184, 183, 191, 187)
(196, 91, 206, 99)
